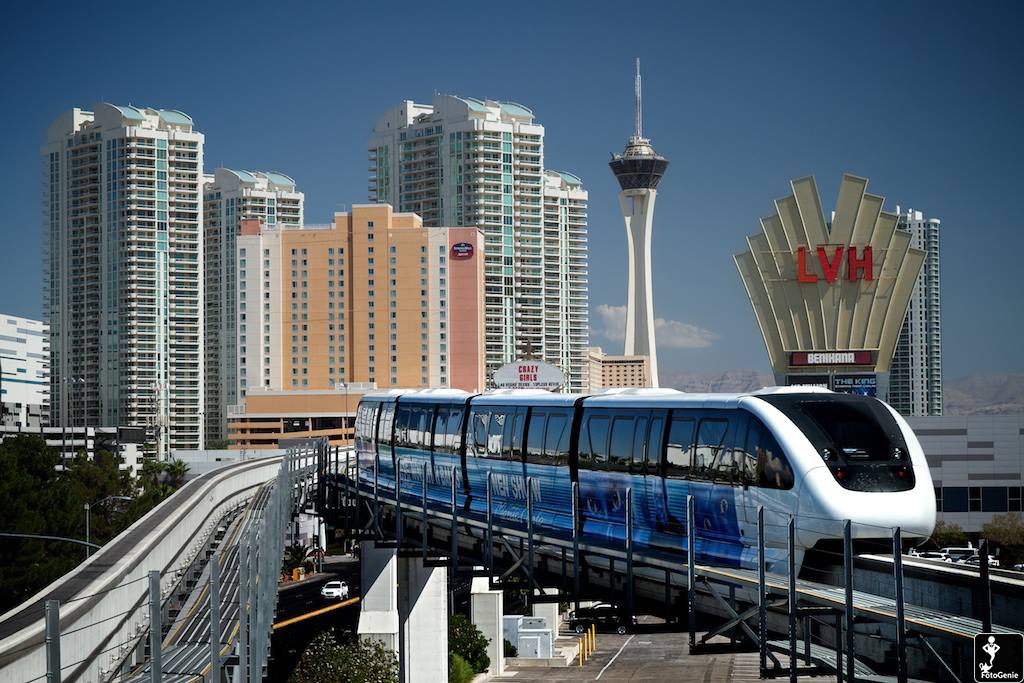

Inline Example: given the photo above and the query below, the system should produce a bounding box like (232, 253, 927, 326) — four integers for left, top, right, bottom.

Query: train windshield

(758, 394, 914, 492)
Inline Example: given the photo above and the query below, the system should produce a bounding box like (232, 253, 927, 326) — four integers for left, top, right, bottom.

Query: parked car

(567, 603, 635, 635)
(908, 550, 950, 562)
(320, 580, 349, 600)
(940, 546, 976, 563)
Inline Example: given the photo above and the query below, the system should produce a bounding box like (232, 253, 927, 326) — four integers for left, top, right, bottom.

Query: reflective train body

(353, 386, 935, 571)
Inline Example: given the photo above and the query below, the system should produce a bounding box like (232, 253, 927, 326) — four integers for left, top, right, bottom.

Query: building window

(969, 486, 982, 512)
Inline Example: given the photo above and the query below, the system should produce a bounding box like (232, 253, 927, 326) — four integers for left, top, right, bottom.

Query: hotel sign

(789, 351, 876, 366)
(796, 245, 872, 283)
(451, 242, 474, 258)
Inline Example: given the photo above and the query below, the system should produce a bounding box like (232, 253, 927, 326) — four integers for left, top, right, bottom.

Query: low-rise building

(0, 314, 49, 428)
(0, 425, 145, 476)
(587, 346, 652, 390)
(226, 385, 373, 450)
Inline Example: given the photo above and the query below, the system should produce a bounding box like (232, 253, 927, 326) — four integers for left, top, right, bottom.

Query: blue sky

(1, 1, 1021, 379)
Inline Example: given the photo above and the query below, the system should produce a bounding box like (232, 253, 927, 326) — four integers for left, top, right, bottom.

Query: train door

(695, 414, 744, 565)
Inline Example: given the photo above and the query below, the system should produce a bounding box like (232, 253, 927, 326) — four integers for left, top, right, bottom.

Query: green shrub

(449, 652, 475, 683)
(449, 613, 490, 673)
(504, 638, 518, 658)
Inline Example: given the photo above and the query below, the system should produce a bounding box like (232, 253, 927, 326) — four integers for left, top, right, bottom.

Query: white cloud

(593, 304, 719, 350)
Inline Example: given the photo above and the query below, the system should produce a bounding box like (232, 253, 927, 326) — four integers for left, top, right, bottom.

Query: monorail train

(353, 386, 935, 572)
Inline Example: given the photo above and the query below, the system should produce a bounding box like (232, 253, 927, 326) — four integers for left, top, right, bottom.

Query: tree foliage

(983, 513, 1024, 548)
(289, 631, 398, 683)
(928, 520, 967, 549)
(449, 613, 490, 673)
(0, 436, 182, 614)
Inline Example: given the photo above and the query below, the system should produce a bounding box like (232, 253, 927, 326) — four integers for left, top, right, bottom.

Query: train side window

(695, 419, 729, 480)
(414, 407, 431, 448)
(393, 405, 412, 447)
(752, 420, 793, 490)
(510, 409, 525, 458)
(609, 416, 634, 471)
(446, 407, 464, 454)
(665, 416, 694, 478)
(586, 415, 610, 469)
(648, 416, 665, 473)
(378, 404, 395, 446)
(525, 409, 546, 461)
(487, 412, 506, 457)
(470, 410, 489, 457)
(544, 412, 570, 465)
(433, 409, 448, 452)
(631, 416, 649, 472)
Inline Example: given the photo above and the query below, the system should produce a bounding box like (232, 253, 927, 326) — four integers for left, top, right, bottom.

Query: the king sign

(795, 245, 872, 284)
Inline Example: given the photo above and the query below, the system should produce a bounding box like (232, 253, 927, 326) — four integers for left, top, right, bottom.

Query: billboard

(493, 360, 565, 391)
(832, 374, 878, 397)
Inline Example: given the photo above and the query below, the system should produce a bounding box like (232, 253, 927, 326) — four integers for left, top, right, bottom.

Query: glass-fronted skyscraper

(203, 168, 303, 441)
(43, 104, 204, 456)
(368, 96, 589, 390)
(889, 208, 943, 416)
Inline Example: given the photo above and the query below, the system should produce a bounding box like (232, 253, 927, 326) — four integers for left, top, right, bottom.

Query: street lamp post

(335, 381, 350, 444)
(85, 495, 133, 558)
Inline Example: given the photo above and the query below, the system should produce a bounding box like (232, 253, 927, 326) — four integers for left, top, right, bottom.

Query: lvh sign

(795, 245, 873, 284)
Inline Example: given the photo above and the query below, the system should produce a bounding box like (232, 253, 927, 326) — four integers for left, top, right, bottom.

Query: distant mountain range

(659, 369, 1024, 416)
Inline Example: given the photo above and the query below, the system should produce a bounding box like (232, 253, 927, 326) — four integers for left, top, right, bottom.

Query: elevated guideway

(0, 448, 318, 683)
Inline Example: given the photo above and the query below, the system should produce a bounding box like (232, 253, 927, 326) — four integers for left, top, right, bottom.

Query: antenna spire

(634, 58, 643, 139)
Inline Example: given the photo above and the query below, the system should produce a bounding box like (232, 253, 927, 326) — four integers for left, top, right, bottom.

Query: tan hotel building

(227, 205, 485, 448)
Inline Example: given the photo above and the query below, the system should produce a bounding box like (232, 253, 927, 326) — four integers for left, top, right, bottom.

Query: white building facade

(368, 96, 589, 389)
(542, 171, 589, 391)
(0, 315, 49, 428)
(44, 104, 204, 457)
(889, 208, 943, 416)
(203, 169, 303, 441)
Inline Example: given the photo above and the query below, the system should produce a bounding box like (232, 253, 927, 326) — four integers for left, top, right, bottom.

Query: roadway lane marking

(594, 634, 634, 680)
(272, 596, 360, 630)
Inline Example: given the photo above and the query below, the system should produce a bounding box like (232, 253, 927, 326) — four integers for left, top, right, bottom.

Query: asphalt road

(274, 556, 361, 622)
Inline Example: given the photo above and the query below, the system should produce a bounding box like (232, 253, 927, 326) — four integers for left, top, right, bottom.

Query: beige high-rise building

(203, 169, 304, 442)
(587, 346, 652, 391)
(44, 104, 204, 456)
(232, 204, 485, 405)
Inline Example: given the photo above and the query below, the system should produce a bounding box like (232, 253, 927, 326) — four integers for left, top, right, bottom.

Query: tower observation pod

(609, 58, 669, 387)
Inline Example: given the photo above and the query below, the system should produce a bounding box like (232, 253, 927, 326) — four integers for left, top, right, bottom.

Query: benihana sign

(493, 360, 565, 391)
(796, 245, 873, 283)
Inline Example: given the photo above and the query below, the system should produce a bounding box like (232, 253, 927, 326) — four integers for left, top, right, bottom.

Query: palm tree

(282, 543, 310, 574)
(165, 459, 189, 488)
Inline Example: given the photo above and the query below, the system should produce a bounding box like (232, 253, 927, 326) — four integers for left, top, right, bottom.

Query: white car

(320, 581, 349, 600)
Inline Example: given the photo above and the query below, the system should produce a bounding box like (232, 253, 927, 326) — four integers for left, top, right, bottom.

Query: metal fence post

(149, 570, 162, 683)
(625, 486, 634, 625)
(373, 455, 380, 539)
(44, 599, 60, 683)
(450, 470, 458, 575)
(788, 516, 797, 683)
(687, 494, 696, 650)
(422, 461, 430, 561)
(238, 530, 249, 683)
(210, 554, 221, 682)
(757, 506, 767, 676)
(486, 472, 494, 575)
(527, 476, 535, 593)
(893, 527, 907, 683)
(980, 538, 993, 632)
(396, 457, 403, 547)
(844, 520, 855, 683)
(572, 481, 581, 615)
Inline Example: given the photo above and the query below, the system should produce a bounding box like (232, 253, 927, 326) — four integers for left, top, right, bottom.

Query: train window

(433, 409, 448, 451)
(608, 417, 634, 471)
(665, 416, 694, 478)
(413, 407, 431, 448)
(470, 410, 489, 457)
(694, 419, 729, 480)
(648, 416, 665, 473)
(748, 419, 793, 490)
(525, 410, 546, 460)
(443, 407, 464, 454)
(586, 415, 610, 468)
(510, 409, 525, 456)
(631, 416, 649, 471)
(544, 412, 570, 464)
(393, 406, 412, 447)
(378, 404, 395, 446)
(488, 412, 506, 457)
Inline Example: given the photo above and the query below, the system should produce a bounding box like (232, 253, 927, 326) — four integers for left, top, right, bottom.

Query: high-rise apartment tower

(368, 96, 589, 390)
(609, 60, 668, 388)
(889, 208, 942, 415)
(44, 104, 204, 456)
(203, 169, 303, 441)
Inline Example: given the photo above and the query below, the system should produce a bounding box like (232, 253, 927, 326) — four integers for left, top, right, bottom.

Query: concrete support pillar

(357, 541, 399, 651)
(531, 599, 560, 635)
(472, 577, 505, 676)
(358, 542, 449, 683)
(398, 557, 448, 683)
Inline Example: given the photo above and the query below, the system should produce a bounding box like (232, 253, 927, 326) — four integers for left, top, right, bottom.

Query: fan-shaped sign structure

(493, 360, 565, 391)
(734, 174, 925, 382)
